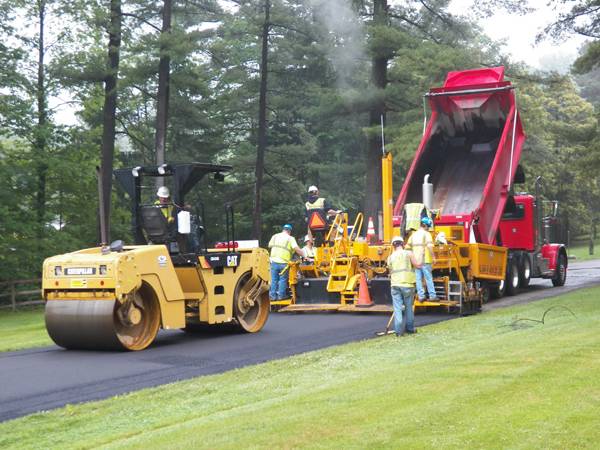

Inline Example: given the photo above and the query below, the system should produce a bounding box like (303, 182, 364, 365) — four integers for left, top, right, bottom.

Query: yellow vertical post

(382, 151, 393, 243)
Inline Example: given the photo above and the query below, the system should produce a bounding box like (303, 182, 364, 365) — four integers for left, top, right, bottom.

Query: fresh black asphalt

(1, 260, 599, 422)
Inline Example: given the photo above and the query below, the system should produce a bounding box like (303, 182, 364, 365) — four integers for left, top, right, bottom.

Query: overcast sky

(50, 0, 588, 125)
(448, 0, 588, 71)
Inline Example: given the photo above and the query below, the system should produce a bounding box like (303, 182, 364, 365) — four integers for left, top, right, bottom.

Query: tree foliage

(0, 0, 599, 280)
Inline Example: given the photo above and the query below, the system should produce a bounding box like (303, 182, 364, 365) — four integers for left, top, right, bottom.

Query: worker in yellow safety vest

(268, 224, 304, 300)
(407, 216, 437, 302)
(301, 235, 315, 261)
(305, 185, 339, 220)
(155, 186, 175, 223)
(387, 235, 420, 336)
(305, 185, 340, 242)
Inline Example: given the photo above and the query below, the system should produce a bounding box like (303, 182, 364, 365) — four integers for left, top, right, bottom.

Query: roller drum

(45, 300, 123, 350)
(45, 293, 160, 351)
(234, 272, 270, 333)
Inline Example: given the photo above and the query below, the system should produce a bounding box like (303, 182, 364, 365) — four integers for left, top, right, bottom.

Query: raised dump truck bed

(394, 66, 526, 245)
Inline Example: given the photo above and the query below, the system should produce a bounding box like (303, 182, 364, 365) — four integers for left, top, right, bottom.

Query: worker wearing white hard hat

(435, 231, 447, 245)
(387, 235, 420, 336)
(305, 185, 338, 214)
(301, 234, 315, 260)
(155, 186, 174, 223)
(305, 185, 341, 243)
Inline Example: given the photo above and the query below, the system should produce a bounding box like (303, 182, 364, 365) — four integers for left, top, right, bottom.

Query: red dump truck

(394, 66, 568, 298)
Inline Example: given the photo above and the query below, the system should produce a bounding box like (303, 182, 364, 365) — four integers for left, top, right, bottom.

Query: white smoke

(307, 0, 366, 88)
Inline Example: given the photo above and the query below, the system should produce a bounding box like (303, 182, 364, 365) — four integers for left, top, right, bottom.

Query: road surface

(1, 259, 598, 422)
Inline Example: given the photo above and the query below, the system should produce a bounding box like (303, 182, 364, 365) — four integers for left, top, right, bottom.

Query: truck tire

(552, 253, 567, 287)
(519, 256, 531, 288)
(489, 279, 505, 299)
(480, 284, 490, 304)
(505, 260, 519, 296)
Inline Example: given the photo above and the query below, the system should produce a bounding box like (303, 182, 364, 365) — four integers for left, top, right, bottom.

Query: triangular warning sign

(309, 211, 327, 230)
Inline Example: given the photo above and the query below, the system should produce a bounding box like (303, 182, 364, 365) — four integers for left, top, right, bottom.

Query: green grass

(1, 287, 600, 449)
(0, 307, 51, 352)
(568, 238, 600, 261)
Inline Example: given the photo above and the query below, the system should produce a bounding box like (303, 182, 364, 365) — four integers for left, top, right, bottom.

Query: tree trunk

(98, 0, 122, 244)
(35, 0, 47, 237)
(363, 0, 388, 234)
(155, 0, 172, 184)
(252, 0, 270, 240)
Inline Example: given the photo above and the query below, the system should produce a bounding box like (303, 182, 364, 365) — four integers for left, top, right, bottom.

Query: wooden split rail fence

(0, 279, 43, 311)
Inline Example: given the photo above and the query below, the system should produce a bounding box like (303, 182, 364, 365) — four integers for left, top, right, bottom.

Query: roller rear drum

(234, 272, 270, 333)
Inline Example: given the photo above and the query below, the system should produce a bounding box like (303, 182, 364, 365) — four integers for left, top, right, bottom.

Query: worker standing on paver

(387, 236, 420, 336)
(268, 224, 304, 301)
(407, 217, 437, 301)
(305, 185, 340, 244)
(305, 185, 338, 219)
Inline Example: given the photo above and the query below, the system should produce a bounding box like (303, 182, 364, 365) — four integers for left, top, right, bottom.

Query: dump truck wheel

(45, 284, 160, 351)
(519, 257, 531, 288)
(480, 284, 490, 304)
(504, 260, 519, 296)
(552, 254, 567, 287)
(489, 279, 505, 299)
(233, 271, 270, 333)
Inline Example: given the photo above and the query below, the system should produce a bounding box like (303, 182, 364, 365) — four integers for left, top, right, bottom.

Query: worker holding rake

(387, 235, 420, 336)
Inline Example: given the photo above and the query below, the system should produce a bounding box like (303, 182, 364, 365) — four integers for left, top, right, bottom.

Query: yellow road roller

(43, 163, 270, 351)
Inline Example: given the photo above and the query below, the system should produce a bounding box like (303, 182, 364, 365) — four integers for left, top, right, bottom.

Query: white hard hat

(391, 235, 404, 244)
(435, 231, 447, 245)
(308, 185, 318, 193)
(304, 234, 313, 242)
(157, 186, 170, 198)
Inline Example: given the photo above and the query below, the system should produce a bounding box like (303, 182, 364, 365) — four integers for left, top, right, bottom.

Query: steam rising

(308, 0, 365, 88)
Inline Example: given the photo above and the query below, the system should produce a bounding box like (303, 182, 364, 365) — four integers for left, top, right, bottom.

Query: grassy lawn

(1, 287, 599, 449)
(568, 238, 600, 261)
(0, 307, 51, 352)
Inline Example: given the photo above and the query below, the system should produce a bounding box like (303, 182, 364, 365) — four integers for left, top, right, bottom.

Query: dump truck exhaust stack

(422, 174, 433, 210)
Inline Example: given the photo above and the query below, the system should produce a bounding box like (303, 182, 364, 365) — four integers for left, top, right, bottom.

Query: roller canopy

(114, 162, 232, 245)
(114, 162, 231, 206)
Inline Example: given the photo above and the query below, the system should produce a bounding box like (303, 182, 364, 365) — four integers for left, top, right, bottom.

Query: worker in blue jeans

(387, 235, 420, 335)
(268, 224, 304, 300)
(408, 217, 437, 301)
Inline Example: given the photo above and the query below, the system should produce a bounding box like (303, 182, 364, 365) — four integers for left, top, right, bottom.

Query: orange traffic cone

(356, 272, 373, 307)
(366, 216, 376, 243)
